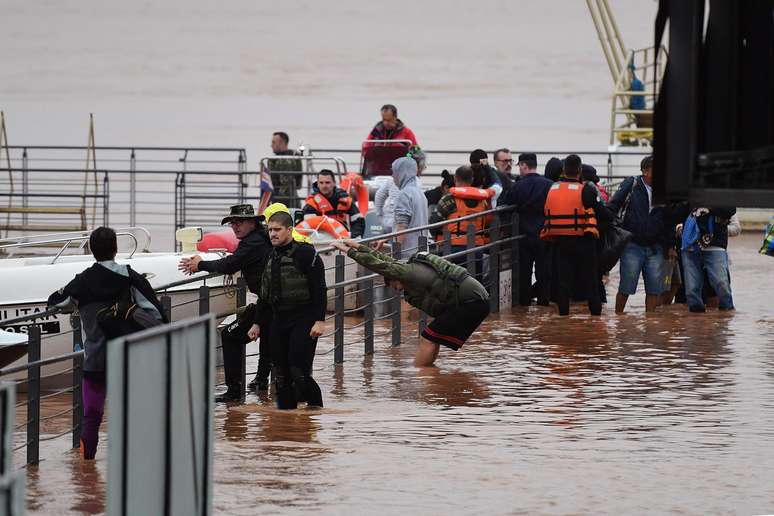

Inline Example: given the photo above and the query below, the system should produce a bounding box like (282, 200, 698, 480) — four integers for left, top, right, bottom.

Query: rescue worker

(178, 204, 272, 401)
(301, 169, 365, 237)
(429, 165, 492, 278)
(331, 239, 490, 367)
(540, 155, 612, 316)
(250, 211, 327, 409)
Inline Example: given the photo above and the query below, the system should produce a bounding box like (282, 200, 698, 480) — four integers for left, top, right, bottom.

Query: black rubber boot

(304, 376, 323, 408)
(274, 370, 297, 410)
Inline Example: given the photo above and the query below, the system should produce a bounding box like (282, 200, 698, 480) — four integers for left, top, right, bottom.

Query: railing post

(334, 254, 345, 364)
(417, 236, 429, 337)
(442, 227, 452, 256)
(198, 285, 210, 315)
(236, 277, 247, 401)
(72, 314, 83, 450)
(160, 295, 172, 323)
(364, 276, 374, 355)
(26, 325, 41, 466)
(391, 241, 402, 347)
(22, 148, 29, 225)
(488, 218, 501, 313)
(103, 171, 110, 227)
(510, 210, 521, 309)
(129, 149, 136, 227)
(465, 224, 476, 275)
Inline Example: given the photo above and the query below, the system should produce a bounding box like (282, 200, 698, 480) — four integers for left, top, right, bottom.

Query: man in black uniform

(540, 155, 612, 316)
(501, 152, 555, 305)
(178, 204, 272, 402)
(250, 211, 327, 409)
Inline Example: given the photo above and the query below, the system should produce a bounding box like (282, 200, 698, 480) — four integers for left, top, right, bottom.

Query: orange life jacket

(436, 190, 492, 246)
(295, 216, 350, 240)
(304, 191, 353, 226)
(540, 181, 599, 241)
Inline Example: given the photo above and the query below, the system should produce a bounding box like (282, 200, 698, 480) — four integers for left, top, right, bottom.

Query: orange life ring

(449, 186, 495, 201)
(340, 171, 370, 217)
(196, 229, 239, 253)
(295, 216, 350, 240)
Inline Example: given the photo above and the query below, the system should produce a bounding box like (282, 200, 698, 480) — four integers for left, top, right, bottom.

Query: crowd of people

(48, 104, 750, 460)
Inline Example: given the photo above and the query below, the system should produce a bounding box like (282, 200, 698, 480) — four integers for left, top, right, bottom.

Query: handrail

(0, 350, 83, 376)
(0, 227, 152, 262)
(3, 145, 247, 152)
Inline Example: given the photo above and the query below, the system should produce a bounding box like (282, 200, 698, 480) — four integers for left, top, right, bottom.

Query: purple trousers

(81, 376, 106, 460)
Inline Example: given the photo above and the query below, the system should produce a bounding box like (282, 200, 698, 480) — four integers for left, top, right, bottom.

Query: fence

(0, 204, 521, 472)
(0, 145, 648, 248)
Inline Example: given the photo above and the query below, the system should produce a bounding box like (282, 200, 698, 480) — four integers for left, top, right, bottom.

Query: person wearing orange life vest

(540, 154, 613, 316)
(301, 169, 365, 237)
(430, 165, 493, 279)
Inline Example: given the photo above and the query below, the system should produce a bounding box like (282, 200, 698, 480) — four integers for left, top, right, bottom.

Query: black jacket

(608, 176, 669, 248)
(47, 263, 167, 373)
(198, 227, 272, 295)
(501, 173, 554, 237)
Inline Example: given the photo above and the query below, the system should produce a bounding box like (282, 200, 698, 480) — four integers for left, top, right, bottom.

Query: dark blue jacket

(501, 173, 554, 237)
(608, 176, 667, 248)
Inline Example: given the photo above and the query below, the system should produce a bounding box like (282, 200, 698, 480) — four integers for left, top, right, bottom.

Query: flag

(258, 165, 274, 215)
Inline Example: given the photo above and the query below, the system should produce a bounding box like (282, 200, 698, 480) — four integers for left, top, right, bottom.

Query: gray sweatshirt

(392, 156, 429, 258)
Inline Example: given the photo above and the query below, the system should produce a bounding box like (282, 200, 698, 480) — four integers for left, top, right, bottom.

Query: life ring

(197, 229, 239, 253)
(340, 171, 370, 217)
(449, 186, 495, 201)
(295, 216, 350, 240)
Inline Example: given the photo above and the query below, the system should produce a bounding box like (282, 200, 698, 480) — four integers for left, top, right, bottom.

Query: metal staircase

(586, 0, 666, 147)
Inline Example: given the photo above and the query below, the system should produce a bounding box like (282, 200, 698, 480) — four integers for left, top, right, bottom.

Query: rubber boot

(304, 376, 323, 408)
(290, 367, 308, 403)
(274, 368, 297, 410)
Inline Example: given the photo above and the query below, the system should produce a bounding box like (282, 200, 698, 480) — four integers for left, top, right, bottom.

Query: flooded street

(17, 233, 774, 514)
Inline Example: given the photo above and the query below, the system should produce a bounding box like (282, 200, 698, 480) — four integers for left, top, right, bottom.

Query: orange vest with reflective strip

(305, 192, 353, 225)
(435, 192, 492, 246)
(540, 181, 599, 240)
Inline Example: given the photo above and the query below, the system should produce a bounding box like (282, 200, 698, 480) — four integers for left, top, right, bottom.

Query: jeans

(618, 242, 665, 295)
(681, 249, 734, 311)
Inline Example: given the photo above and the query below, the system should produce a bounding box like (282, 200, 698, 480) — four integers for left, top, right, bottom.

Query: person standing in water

(250, 211, 327, 409)
(331, 239, 490, 367)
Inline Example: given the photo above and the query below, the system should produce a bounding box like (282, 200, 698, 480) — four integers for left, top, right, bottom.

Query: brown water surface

(19, 234, 774, 514)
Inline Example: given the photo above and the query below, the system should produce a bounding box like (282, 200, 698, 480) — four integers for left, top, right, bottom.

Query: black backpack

(96, 288, 162, 339)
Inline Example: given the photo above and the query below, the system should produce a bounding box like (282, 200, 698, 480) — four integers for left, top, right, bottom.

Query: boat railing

(0, 205, 522, 467)
(0, 227, 153, 262)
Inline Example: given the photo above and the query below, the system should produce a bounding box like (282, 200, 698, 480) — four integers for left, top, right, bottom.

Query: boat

(0, 228, 236, 387)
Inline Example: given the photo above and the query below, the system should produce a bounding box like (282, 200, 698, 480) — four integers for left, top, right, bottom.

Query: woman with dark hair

(544, 157, 562, 182)
(425, 169, 455, 209)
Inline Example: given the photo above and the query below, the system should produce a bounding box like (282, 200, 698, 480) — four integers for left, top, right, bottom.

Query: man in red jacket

(362, 104, 418, 177)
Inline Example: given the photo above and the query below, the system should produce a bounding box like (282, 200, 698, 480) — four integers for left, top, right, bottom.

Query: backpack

(96, 288, 162, 339)
(408, 252, 469, 286)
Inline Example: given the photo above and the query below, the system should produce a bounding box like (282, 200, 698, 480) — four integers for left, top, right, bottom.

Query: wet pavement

(17, 234, 774, 514)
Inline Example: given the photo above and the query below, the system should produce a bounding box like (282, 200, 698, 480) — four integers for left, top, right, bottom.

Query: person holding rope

(330, 238, 490, 367)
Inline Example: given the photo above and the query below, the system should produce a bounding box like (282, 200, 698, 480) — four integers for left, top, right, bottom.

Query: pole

(129, 149, 136, 227)
(488, 218, 501, 313)
(364, 276, 374, 356)
(26, 325, 41, 465)
(236, 277, 247, 402)
(334, 254, 345, 364)
(510, 211, 521, 308)
(391, 241, 402, 347)
(72, 314, 83, 450)
(198, 285, 210, 315)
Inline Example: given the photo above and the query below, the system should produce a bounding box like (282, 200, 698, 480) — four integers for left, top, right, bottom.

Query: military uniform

(346, 245, 490, 350)
(198, 205, 273, 399)
(256, 240, 327, 409)
(268, 151, 303, 208)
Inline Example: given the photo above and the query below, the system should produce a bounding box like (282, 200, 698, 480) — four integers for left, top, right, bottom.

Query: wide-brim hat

(221, 204, 265, 225)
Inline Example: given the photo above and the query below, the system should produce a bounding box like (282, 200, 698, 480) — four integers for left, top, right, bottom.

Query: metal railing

(0, 205, 521, 468)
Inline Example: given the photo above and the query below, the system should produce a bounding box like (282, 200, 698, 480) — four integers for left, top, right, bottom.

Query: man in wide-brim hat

(179, 204, 273, 402)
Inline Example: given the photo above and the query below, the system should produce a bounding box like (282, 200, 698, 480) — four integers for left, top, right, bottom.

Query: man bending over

(331, 239, 490, 367)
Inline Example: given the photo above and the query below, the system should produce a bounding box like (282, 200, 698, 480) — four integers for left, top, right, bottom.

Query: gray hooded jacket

(392, 157, 429, 258)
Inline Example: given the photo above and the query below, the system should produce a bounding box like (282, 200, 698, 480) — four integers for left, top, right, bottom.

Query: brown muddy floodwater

(19, 234, 774, 515)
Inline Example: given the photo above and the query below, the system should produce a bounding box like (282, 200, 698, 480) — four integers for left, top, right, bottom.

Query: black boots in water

(274, 367, 323, 409)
